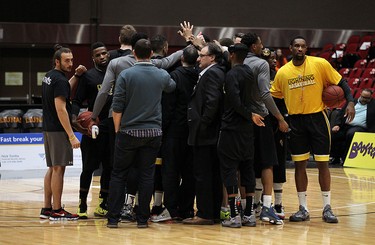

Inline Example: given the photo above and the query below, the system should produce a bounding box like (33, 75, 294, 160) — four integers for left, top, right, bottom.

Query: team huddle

(39, 21, 356, 228)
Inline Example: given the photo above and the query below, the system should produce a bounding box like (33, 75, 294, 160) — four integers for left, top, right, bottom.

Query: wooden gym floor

(0, 166, 374, 245)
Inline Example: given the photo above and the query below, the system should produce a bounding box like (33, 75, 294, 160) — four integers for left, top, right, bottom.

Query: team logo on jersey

(287, 74, 315, 89)
(42, 76, 52, 85)
(97, 84, 113, 95)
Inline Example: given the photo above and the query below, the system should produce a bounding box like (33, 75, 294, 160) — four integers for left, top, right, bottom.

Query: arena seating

(317, 33, 375, 101)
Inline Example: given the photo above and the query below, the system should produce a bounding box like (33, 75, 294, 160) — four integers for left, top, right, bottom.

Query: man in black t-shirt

(40, 45, 83, 221)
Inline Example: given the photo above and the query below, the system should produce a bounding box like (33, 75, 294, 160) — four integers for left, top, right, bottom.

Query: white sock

(125, 194, 135, 205)
(153, 191, 163, 206)
(321, 191, 331, 208)
(255, 178, 263, 204)
(263, 195, 272, 208)
(273, 183, 283, 205)
(241, 199, 246, 210)
(297, 192, 308, 211)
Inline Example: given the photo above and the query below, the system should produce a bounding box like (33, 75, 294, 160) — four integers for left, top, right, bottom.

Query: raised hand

(178, 21, 194, 41)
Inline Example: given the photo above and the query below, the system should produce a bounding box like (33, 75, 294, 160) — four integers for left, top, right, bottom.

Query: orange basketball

(322, 85, 345, 108)
(76, 111, 99, 129)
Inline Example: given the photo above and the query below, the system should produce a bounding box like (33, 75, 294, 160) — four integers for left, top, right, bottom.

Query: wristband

(69, 134, 76, 141)
(74, 74, 81, 78)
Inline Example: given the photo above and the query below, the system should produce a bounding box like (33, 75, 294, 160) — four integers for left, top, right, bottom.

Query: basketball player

(271, 36, 355, 223)
(72, 42, 112, 219)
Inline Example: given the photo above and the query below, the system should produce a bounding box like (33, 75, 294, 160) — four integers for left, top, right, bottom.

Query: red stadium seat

(351, 88, 358, 98)
(354, 88, 362, 98)
(335, 43, 346, 51)
(367, 58, 375, 68)
(360, 35, 373, 43)
(358, 48, 370, 59)
(339, 68, 351, 78)
(358, 78, 374, 89)
(345, 43, 359, 55)
(347, 35, 361, 44)
(319, 51, 333, 62)
(353, 59, 368, 68)
(361, 68, 375, 79)
(322, 43, 334, 52)
(349, 68, 364, 78)
(347, 78, 361, 88)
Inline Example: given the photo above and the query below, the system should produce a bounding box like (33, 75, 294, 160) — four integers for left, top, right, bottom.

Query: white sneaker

(151, 208, 172, 223)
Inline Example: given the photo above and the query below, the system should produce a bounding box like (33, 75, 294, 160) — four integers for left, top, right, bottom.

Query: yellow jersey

(271, 56, 341, 115)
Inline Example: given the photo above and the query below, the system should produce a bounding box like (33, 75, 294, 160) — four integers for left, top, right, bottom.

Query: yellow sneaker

(94, 205, 108, 217)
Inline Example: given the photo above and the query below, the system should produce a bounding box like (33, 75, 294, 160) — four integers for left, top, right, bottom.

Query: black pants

(107, 133, 161, 224)
(80, 118, 112, 193)
(161, 137, 195, 218)
(192, 145, 222, 220)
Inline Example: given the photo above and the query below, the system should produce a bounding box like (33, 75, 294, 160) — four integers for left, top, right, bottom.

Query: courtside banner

(0, 133, 82, 170)
(344, 132, 375, 170)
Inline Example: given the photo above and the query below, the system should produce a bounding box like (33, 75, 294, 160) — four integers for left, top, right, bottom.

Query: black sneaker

(107, 220, 119, 228)
(40, 208, 52, 219)
(137, 222, 149, 228)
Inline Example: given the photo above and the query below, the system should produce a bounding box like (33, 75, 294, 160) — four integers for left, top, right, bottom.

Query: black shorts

(254, 115, 278, 177)
(217, 130, 255, 192)
(289, 111, 330, 162)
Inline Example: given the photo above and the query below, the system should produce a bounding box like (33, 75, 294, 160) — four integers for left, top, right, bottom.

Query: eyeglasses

(360, 96, 371, 100)
(199, 53, 210, 57)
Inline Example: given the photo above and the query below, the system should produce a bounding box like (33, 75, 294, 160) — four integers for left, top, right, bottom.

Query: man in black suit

(331, 88, 375, 164)
(183, 43, 225, 225)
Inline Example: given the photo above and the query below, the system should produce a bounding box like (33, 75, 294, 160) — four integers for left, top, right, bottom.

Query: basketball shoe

(40, 208, 52, 219)
(220, 207, 230, 220)
(77, 199, 88, 219)
(253, 201, 262, 217)
(121, 203, 136, 222)
(94, 198, 108, 217)
(322, 205, 338, 223)
(222, 214, 242, 228)
(151, 208, 172, 222)
(260, 206, 284, 225)
(241, 214, 256, 227)
(274, 204, 285, 220)
(49, 208, 79, 221)
(289, 205, 310, 222)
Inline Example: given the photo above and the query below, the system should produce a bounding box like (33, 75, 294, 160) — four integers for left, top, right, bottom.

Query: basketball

(76, 111, 99, 129)
(322, 85, 345, 108)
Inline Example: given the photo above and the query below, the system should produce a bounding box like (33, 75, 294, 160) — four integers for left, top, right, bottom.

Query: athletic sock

(297, 191, 308, 211)
(321, 191, 331, 208)
(255, 178, 263, 204)
(228, 196, 238, 217)
(263, 195, 272, 208)
(241, 198, 246, 210)
(244, 196, 254, 216)
(153, 191, 163, 207)
(273, 183, 283, 206)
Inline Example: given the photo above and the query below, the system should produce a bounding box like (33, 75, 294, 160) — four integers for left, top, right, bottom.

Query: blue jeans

(107, 132, 161, 224)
